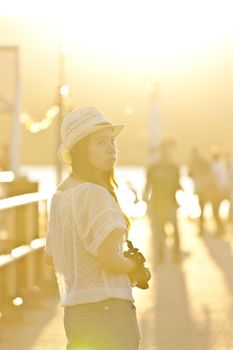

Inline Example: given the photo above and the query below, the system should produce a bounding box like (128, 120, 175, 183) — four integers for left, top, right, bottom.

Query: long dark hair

(70, 135, 131, 229)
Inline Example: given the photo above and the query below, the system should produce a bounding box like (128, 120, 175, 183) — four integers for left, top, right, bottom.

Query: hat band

(94, 121, 111, 126)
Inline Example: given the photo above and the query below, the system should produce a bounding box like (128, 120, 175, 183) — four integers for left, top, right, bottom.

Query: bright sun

(1, 0, 233, 73)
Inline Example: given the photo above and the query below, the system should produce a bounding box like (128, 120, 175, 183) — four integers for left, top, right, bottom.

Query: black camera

(124, 240, 151, 290)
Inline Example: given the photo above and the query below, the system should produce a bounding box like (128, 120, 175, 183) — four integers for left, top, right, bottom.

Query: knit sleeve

(73, 184, 127, 256)
(45, 195, 57, 256)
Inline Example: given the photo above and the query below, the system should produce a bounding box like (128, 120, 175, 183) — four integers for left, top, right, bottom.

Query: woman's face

(87, 128, 117, 172)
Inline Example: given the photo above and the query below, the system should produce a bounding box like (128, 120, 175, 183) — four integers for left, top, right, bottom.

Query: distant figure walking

(208, 147, 229, 235)
(189, 146, 211, 235)
(144, 140, 181, 263)
(225, 150, 233, 222)
(45, 106, 149, 349)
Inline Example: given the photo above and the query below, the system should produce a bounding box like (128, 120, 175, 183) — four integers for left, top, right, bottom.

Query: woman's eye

(97, 137, 115, 145)
(98, 140, 106, 145)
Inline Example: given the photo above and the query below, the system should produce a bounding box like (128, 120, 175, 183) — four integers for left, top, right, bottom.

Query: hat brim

(58, 124, 125, 165)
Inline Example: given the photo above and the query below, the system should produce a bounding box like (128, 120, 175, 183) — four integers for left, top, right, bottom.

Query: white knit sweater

(46, 182, 133, 306)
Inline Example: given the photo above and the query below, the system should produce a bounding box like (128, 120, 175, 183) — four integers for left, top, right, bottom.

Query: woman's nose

(107, 142, 116, 154)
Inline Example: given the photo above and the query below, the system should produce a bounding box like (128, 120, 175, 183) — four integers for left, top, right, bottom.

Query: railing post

(5, 208, 15, 252)
(0, 192, 53, 319)
(7, 262, 17, 297)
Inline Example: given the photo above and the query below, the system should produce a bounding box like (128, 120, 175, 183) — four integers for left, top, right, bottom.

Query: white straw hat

(58, 106, 125, 164)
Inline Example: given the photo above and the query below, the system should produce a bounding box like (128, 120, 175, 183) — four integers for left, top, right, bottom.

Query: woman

(45, 106, 141, 349)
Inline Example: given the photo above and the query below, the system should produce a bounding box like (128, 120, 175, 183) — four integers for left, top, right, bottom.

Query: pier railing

(0, 191, 54, 319)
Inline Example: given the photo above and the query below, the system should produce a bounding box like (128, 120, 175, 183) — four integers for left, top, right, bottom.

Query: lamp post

(0, 46, 21, 175)
(55, 32, 70, 184)
(147, 81, 162, 165)
(11, 46, 21, 177)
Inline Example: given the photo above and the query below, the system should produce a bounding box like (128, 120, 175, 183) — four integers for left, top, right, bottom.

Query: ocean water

(18, 165, 230, 220)
(19, 165, 148, 217)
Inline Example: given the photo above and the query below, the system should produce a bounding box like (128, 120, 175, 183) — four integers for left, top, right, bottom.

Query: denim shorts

(64, 298, 140, 350)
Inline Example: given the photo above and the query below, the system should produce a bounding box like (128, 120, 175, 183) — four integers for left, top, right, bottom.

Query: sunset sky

(0, 1, 233, 165)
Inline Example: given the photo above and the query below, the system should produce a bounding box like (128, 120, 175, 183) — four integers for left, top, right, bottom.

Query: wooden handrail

(0, 191, 52, 308)
(0, 238, 46, 269)
(0, 171, 15, 182)
(0, 192, 52, 210)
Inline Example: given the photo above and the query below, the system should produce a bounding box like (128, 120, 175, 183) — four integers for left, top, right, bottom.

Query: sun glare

(1, 0, 233, 72)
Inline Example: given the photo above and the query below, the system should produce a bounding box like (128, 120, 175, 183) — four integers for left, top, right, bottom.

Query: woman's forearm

(99, 253, 136, 275)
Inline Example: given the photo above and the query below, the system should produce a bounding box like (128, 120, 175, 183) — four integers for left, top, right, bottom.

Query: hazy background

(0, 0, 233, 167)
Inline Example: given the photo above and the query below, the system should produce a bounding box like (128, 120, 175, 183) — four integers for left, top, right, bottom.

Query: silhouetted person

(144, 140, 181, 263)
(189, 146, 211, 235)
(225, 150, 233, 222)
(209, 146, 229, 236)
